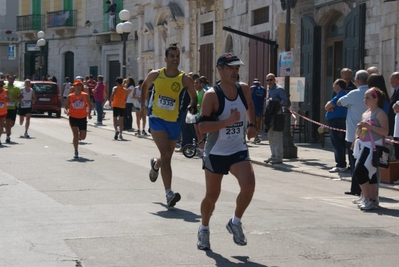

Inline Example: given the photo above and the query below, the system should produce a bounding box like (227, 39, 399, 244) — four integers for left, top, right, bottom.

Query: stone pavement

(83, 113, 399, 191)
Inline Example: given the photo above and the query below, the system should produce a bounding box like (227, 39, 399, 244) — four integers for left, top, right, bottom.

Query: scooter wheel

(182, 144, 196, 158)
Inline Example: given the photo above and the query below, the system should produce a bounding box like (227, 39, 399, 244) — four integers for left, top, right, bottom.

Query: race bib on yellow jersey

(7, 101, 15, 107)
(157, 95, 176, 111)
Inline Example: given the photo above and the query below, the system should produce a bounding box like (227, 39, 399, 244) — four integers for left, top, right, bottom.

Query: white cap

(75, 76, 83, 81)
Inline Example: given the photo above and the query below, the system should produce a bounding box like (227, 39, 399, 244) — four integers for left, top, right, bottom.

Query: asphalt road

(1, 116, 399, 267)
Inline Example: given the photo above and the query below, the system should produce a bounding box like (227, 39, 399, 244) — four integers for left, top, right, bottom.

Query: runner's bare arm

(110, 86, 117, 102)
(32, 90, 36, 103)
(198, 89, 240, 134)
(64, 96, 70, 115)
(86, 94, 92, 119)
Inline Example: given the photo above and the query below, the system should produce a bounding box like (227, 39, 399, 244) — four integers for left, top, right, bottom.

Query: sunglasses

(266, 79, 273, 82)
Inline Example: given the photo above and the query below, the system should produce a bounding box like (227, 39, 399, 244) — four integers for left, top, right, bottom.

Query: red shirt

(0, 89, 8, 116)
(87, 79, 97, 96)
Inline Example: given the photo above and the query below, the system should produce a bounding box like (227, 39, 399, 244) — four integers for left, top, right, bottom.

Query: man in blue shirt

(264, 73, 287, 164)
(250, 78, 266, 144)
(324, 79, 347, 172)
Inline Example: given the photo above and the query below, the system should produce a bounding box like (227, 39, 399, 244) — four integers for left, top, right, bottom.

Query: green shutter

(116, 0, 123, 24)
(300, 17, 321, 141)
(32, 0, 41, 30)
(63, 0, 74, 26)
(342, 3, 366, 73)
(63, 0, 73, 10)
(32, 0, 40, 14)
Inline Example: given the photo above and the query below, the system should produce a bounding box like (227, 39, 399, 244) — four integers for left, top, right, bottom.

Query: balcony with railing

(47, 10, 77, 35)
(87, 15, 122, 42)
(17, 14, 45, 32)
(47, 10, 77, 28)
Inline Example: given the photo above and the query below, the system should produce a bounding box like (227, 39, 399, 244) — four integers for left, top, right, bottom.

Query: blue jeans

(328, 118, 346, 168)
(95, 101, 103, 123)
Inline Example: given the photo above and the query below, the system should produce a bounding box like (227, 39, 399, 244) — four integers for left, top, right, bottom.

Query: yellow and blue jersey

(149, 68, 186, 122)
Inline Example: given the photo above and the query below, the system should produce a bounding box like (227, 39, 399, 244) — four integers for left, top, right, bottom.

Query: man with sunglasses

(264, 73, 287, 164)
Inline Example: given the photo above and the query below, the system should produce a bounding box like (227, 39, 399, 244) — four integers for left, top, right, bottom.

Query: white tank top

(126, 85, 134, 104)
(63, 83, 71, 97)
(21, 87, 33, 108)
(205, 87, 248, 156)
(134, 86, 141, 107)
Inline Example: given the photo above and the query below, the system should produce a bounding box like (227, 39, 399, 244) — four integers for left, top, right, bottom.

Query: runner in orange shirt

(110, 77, 128, 140)
(0, 79, 10, 146)
(64, 79, 92, 159)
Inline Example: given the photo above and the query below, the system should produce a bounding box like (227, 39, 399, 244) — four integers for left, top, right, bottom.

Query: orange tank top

(69, 92, 88, 118)
(0, 89, 7, 116)
(112, 86, 127, 108)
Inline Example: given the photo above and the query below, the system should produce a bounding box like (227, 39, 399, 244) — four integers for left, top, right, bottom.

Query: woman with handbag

(353, 87, 388, 210)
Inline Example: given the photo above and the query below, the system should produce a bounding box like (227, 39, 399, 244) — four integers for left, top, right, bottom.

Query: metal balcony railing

(17, 14, 45, 31)
(47, 10, 77, 28)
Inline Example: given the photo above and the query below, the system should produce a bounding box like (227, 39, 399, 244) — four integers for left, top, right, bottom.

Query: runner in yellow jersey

(141, 45, 197, 207)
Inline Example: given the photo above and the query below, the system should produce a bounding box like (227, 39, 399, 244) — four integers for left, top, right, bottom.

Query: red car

(30, 81, 62, 118)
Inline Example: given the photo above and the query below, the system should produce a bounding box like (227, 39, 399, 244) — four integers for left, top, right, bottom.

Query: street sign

(27, 44, 40, 52)
(8, 44, 16, 60)
(278, 51, 293, 76)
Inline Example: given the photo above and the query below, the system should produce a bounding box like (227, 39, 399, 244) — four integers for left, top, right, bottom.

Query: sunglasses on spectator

(266, 79, 273, 81)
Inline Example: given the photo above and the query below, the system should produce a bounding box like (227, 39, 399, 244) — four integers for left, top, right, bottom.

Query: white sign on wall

(8, 44, 16, 60)
(275, 77, 306, 103)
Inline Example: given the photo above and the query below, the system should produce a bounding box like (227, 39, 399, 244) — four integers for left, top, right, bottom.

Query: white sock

(166, 189, 172, 196)
(152, 158, 159, 171)
(232, 215, 241, 225)
(199, 224, 209, 232)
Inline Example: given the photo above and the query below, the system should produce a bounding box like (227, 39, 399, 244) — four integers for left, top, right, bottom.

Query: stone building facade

(0, 0, 19, 76)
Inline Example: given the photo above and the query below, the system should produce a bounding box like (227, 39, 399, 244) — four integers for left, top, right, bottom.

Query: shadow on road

(67, 157, 94, 163)
(151, 202, 201, 222)
(204, 251, 272, 267)
(374, 207, 399, 218)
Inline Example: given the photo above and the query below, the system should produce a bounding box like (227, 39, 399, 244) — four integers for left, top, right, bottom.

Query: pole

(122, 33, 127, 78)
(282, 0, 298, 158)
(39, 46, 44, 79)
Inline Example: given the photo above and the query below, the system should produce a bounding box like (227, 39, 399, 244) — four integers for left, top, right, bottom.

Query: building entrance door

(325, 40, 343, 98)
(325, 14, 344, 99)
(108, 60, 120, 98)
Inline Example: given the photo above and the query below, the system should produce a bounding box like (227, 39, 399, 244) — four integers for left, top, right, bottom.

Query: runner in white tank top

(18, 79, 36, 138)
(196, 53, 257, 250)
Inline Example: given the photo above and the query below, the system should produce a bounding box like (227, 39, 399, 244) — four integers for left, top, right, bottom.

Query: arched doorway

(325, 14, 344, 98)
(64, 51, 74, 81)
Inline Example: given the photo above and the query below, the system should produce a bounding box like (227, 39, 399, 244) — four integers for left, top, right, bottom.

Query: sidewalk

(83, 114, 399, 192)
